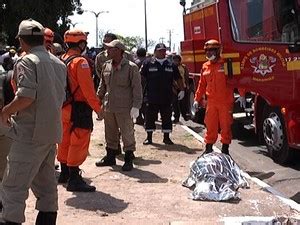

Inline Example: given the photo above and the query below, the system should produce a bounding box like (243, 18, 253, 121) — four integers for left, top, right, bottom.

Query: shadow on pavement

(65, 190, 129, 213)
(151, 143, 201, 155)
(133, 157, 162, 166)
(116, 155, 162, 166)
(290, 192, 300, 204)
(110, 167, 169, 184)
(289, 151, 300, 170)
(246, 171, 275, 181)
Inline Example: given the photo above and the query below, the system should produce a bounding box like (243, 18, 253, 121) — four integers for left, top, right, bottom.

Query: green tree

(0, 0, 82, 46)
(116, 34, 155, 52)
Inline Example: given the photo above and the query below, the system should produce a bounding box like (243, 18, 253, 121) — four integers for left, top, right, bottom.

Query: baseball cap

(154, 43, 167, 51)
(103, 39, 126, 51)
(16, 19, 44, 38)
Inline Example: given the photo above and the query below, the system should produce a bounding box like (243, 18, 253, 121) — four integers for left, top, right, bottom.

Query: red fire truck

(179, 0, 300, 164)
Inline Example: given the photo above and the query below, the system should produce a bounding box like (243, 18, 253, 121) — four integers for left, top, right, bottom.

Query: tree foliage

(0, 0, 82, 46)
(116, 35, 144, 51)
(116, 34, 155, 52)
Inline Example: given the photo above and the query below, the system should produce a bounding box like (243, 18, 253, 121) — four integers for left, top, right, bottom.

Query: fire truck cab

(180, 0, 300, 164)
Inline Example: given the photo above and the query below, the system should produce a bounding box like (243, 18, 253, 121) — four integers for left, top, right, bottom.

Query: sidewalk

(6, 116, 300, 224)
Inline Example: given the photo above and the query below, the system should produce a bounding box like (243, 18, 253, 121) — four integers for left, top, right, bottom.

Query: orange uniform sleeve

(194, 72, 207, 103)
(75, 58, 101, 113)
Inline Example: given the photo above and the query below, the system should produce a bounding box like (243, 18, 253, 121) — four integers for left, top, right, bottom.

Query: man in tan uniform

(0, 19, 66, 225)
(95, 39, 142, 171)
(95, 33, 134, 79)
(94, 33, 134, 153)
(0, 70, 14, 211)
(94, 33, 118, 79)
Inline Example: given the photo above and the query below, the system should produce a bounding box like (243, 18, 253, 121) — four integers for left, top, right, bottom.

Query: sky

(70, 0, 193, 52)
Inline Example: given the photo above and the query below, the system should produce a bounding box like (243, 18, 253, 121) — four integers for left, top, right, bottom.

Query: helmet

(44, 28, 54, 42)
(64, 29, 87, 43)
(204, 39, 221, 50)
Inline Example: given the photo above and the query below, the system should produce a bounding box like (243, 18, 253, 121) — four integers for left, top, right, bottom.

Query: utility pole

(144, 0, 148, 51)
(159, 37, 165, 43)
(168, 30, 172, 51)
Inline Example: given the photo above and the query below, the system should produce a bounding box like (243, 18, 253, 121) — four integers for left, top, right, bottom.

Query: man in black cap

(140, 43, 185, 145)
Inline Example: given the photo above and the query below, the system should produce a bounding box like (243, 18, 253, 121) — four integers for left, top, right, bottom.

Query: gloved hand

(235, 96, 246, 108)
(193, 101, 199, 110)
(130, 107, 139, 119)
(177, 90, 185, 100)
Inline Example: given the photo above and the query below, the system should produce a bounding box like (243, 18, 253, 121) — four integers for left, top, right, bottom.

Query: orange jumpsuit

(57, 49, 101, 167)
(194, 58, 234, 145)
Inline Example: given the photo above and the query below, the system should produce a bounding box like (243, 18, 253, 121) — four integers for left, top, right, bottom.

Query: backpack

(60, 55, 81, 107)
(0, 70, 15, 108)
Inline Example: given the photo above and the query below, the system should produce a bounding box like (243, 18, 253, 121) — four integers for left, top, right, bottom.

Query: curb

(181, 125, 300, 212)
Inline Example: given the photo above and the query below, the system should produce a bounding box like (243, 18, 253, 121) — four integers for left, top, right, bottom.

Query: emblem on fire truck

(250, 54, 277, 76)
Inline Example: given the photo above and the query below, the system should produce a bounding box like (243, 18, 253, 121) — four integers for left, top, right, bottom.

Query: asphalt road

(182, 116, 300, 204)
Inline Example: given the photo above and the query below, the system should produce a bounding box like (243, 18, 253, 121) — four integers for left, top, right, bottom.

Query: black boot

(221, 144, 230, 155)
(116, 144, 122, 155)
(203, 143, 213, 154)
(57, 163, 69, 183)
(163, 133, 174, 145)
(122, 151, 134, 171)
(95, 147, 117, 167)
(143, 132, 153, 145)
(35, 211, 57, 225)
(67, 167, 96, 192)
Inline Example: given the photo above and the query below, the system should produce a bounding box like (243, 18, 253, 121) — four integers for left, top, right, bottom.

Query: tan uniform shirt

(97, 58, 142, 113)
(95, 50, 108, 78)
(95, 50, 134, 78)
(8, 46, 66, 144)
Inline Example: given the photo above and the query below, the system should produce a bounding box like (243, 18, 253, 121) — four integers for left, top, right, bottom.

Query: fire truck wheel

(262, 106, 292, 164)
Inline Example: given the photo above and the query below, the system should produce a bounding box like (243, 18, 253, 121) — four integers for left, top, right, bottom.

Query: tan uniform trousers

(1, 141, 58, 223)
(104, 111, 136, 151)
(0, 135, 12, 180)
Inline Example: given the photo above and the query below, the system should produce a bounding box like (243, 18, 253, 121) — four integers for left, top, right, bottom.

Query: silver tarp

(182, 152, 249, 201)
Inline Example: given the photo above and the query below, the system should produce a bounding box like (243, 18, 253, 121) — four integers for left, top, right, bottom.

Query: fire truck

(179, 0, 300, 164)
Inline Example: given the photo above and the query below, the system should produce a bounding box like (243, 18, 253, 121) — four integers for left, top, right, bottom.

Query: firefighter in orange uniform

(57, 29, 101, 192)
(193, 39, 240, 155)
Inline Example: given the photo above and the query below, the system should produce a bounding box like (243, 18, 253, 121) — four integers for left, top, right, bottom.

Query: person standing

(172, 54, 190, 123)
(134, 47, 147, 125)
(94, 33, 118, 80)
(141, 43, 185, 145)
(56, 29, 101, 192)
(193, 39, 245, 155)
(94, 33, 129, 151)
(95, 39, 142, 171)
(0, 69, 14, 212)
(0, 19, 66, 225)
